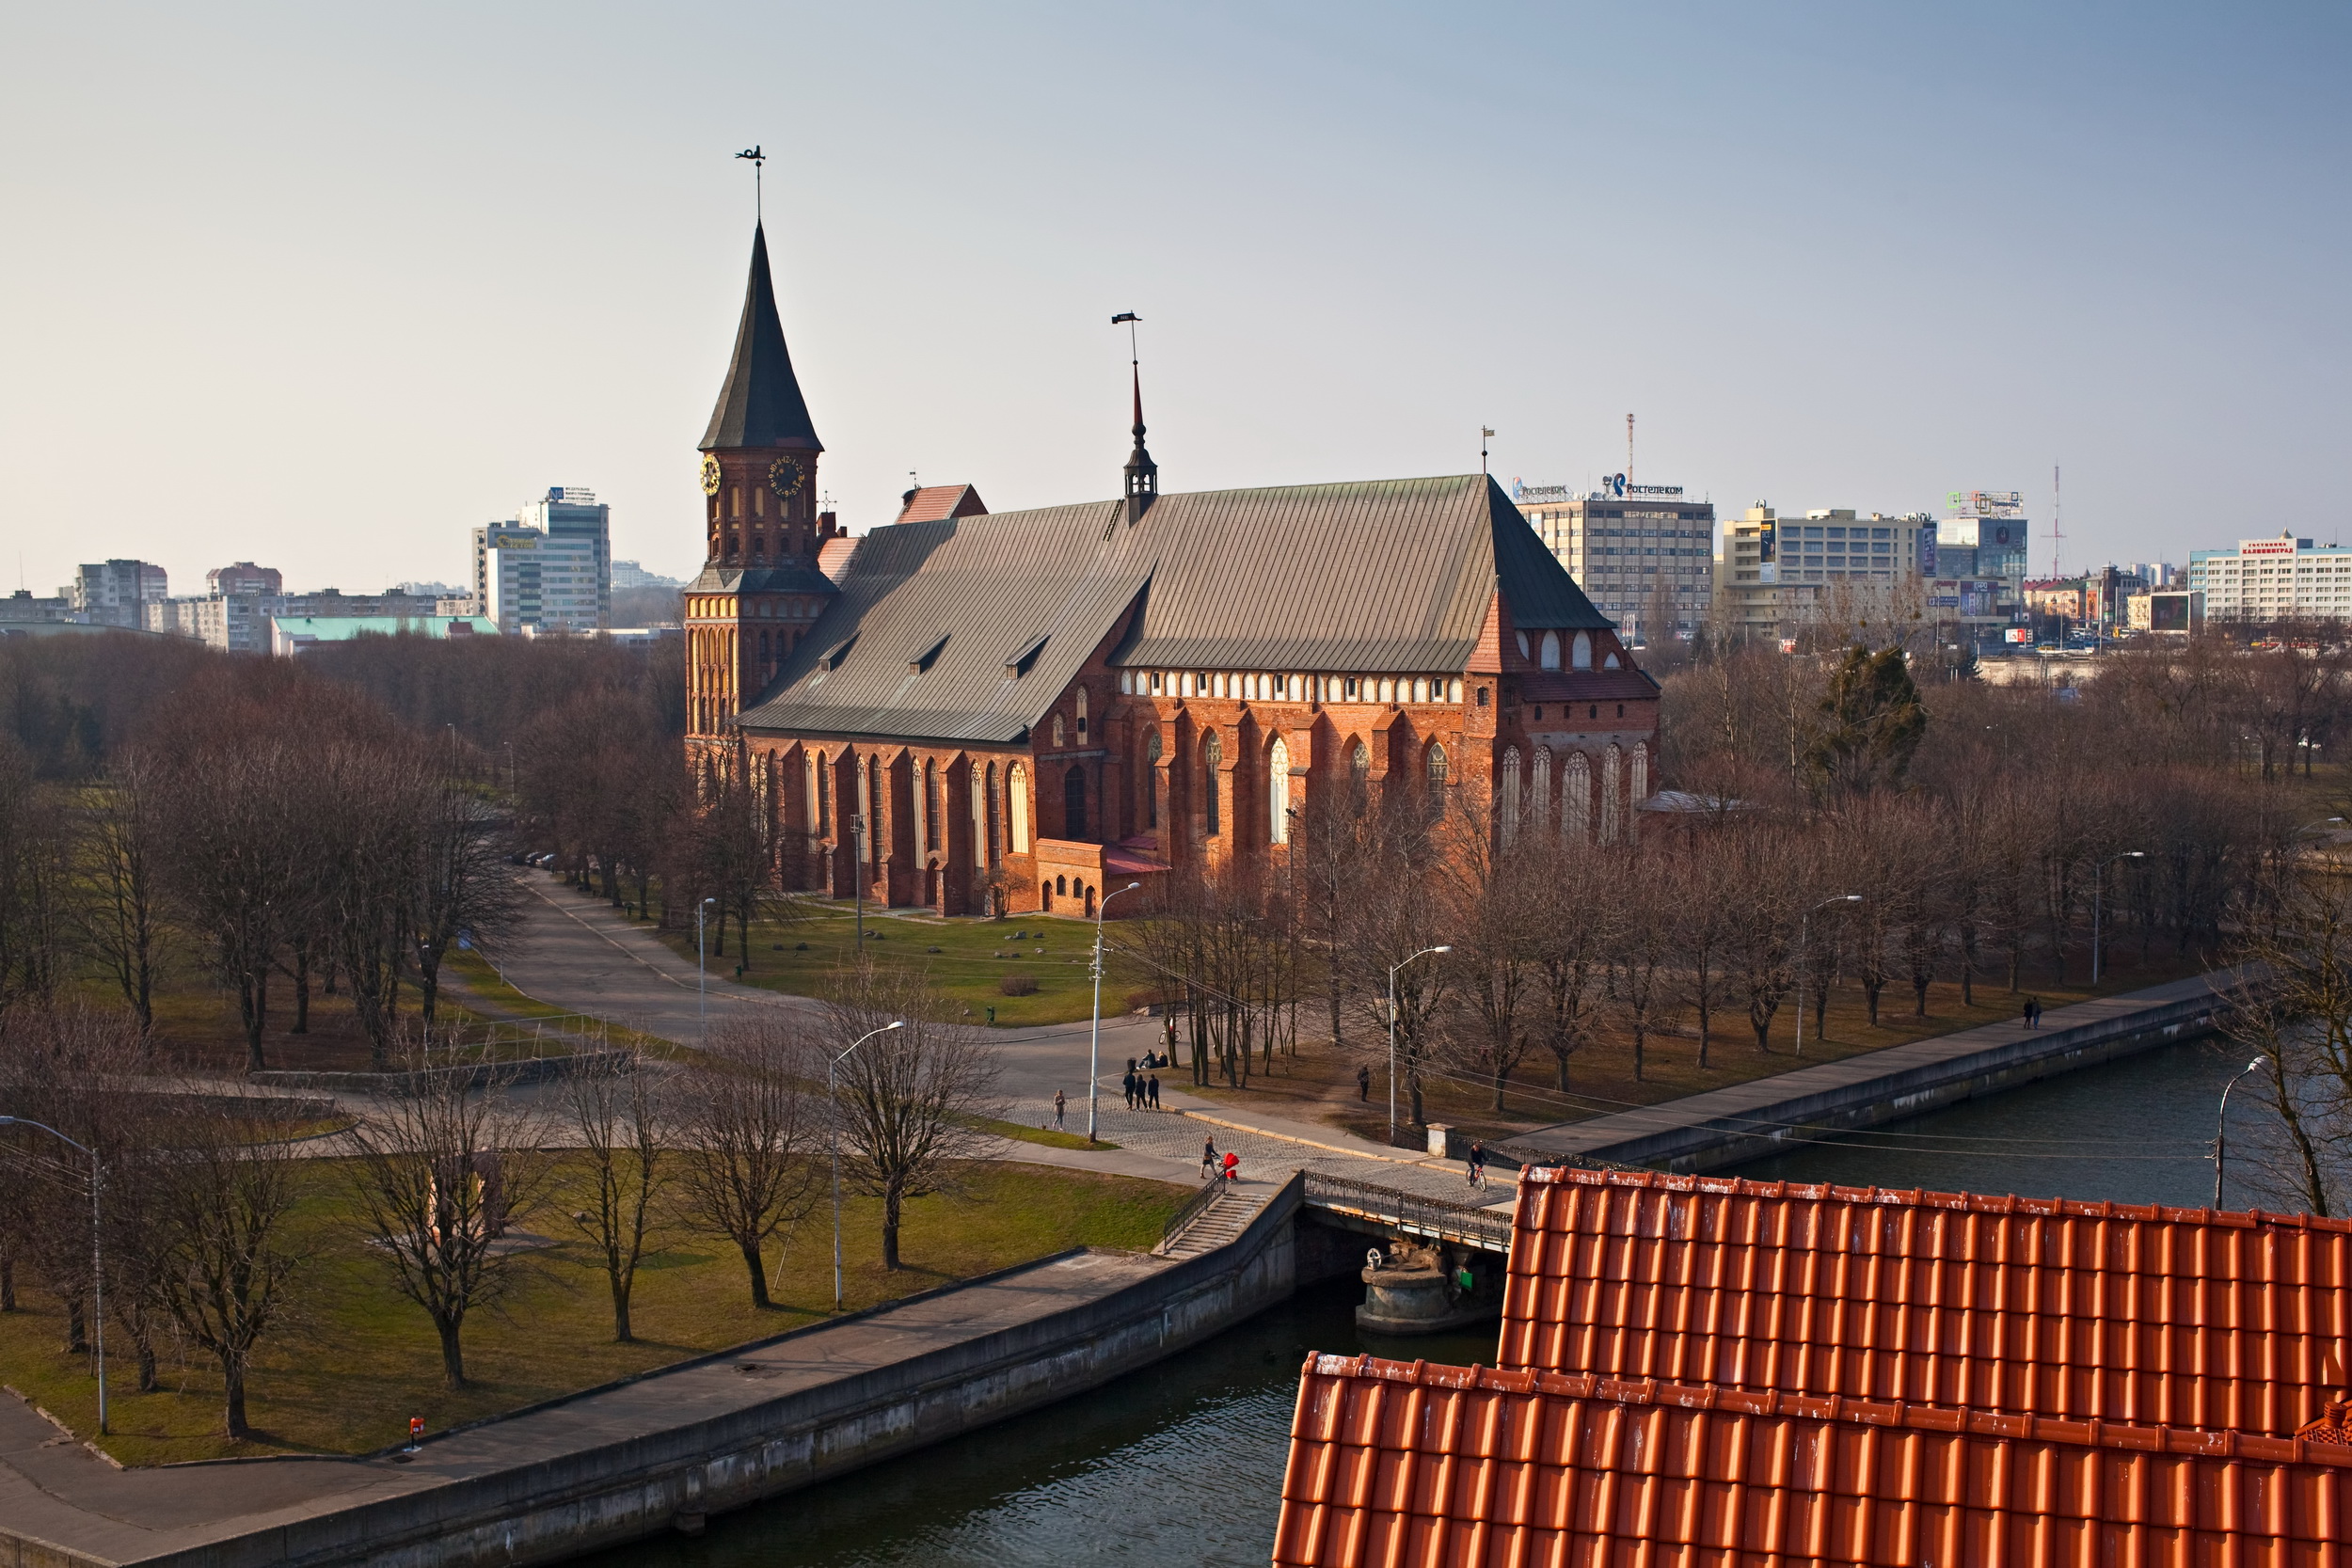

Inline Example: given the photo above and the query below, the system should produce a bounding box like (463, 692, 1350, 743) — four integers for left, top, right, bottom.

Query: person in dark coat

(1121, 1069, 1138, 1109)
(1147, 1073, 1161, 1109)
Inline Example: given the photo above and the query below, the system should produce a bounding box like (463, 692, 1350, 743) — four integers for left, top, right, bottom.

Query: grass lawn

(0, 1157, 1185, 1466)
(646, 898, 1152, 1028)
(1183, 948, 2220, 1147)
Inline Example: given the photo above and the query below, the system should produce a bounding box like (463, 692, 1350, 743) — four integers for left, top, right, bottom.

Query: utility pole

(2049, 464, 2064, 580)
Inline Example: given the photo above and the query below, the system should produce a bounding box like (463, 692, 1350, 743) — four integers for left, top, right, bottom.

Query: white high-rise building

(2187, 533, 2352, 621)
(485, 531, 601, 634)
(1510, 479, 1715, 641)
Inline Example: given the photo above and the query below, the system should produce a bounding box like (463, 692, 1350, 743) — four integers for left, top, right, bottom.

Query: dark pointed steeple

(1122, 364, 1157, 523)
(700, 223, 822, 452)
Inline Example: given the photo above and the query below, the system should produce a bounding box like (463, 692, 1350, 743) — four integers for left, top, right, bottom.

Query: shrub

(999, 974, 1038, 996)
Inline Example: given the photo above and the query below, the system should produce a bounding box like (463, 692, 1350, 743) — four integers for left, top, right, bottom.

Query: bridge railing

(1302, 1171, 1515, 1253)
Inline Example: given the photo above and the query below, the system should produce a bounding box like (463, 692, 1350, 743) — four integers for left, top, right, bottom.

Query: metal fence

(1302, 1171, 1515, 1253)
(1159, 1178, 1228, 1250)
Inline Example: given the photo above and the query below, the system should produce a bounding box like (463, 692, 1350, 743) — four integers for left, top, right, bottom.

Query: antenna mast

(2049, 463, 2064, 578)
(1627, 413, 1634, 479)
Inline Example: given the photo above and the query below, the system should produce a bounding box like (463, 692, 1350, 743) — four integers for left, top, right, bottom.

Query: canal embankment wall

(1510, 971, 2237, 1175)
(0, 1174, 1361, 1568)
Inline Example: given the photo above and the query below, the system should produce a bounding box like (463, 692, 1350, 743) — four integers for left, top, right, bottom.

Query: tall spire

(700, 223, 821, 452)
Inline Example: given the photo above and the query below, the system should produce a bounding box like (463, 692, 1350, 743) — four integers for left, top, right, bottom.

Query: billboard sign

(2149, 591, 2199, 633)
(1959, 581, 1997, 617)
(1947, 490, 2026, 518)
(2005, 627, 2033, 644)
(1758, 518, 1776, 563)
(1918, 533, 1937, 577)
(2239, 538, 2297, 557)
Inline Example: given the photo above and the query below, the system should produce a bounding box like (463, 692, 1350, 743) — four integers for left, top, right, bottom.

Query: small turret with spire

(1113, 312, 1156, 525)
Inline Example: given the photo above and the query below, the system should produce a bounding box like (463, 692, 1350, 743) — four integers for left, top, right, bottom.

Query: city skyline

(4, 3, 2344, 597)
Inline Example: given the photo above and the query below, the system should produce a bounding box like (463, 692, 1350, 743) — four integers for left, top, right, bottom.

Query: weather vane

(737, 146, 764, 219)
(1111, 311, 1141, 366)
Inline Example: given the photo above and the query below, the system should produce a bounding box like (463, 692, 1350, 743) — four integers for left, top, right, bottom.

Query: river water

(595, 1038, 2243, 1568)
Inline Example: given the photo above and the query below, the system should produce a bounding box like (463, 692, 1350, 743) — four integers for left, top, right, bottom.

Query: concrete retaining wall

(1596, 987, 2227, 1174)
(53, 1174, 1311, 1568)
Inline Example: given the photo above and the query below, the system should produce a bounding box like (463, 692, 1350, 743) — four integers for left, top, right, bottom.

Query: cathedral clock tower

(687, 223, 842, 740)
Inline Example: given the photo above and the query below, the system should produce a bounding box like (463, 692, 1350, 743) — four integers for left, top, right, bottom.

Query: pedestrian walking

(1200, 1136, 1218, 1180)
(2023, 997, 2039, 1029)
(1053, 1089, 1066, 1131)
(1121, 1069, 1137, 1110)
(1357, 1064, 1371, 1101)
(1222, 1150, 1240, 1182)
(1147, 1073, 1161, 1109)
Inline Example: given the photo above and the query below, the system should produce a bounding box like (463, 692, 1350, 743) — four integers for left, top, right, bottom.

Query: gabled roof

(1274, 1354, 2352, 1568)
(735, 474, 1614, 746)
(1502, 1165, 2352, 1438)
(699, 224, 821, 453)
(893, 483, 989, 525)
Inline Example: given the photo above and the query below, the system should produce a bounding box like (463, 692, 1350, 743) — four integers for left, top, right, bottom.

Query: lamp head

(2126, 851, 2146, 858)
(886, 1021, 904, 1031)
(1434, 945, 1454, 954)
(1842, 895, 1862, 902)
(1125, 881, 1140, 891)
(0, 1117, 14, 1127)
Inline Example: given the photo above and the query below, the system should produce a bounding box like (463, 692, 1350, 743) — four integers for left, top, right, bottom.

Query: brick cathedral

(685, 225, 1662, 917)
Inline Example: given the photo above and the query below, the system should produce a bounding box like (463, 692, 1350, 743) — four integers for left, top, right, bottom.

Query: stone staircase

(1157, 1185, 1275, 1259)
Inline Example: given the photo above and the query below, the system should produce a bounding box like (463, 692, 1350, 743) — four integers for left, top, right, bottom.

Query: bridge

(1160, 1169, 1517, 1259)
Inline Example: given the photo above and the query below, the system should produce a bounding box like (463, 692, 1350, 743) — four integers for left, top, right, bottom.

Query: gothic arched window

(1075, 688, 1089, 740)
(1600, 745, 1622, 845)
(1053, 714, 1066, 747)
(1009, 763, 1031, 853)
(924, 760, 941, 856)
(1203, 732, 1223, 835)
(1500, 746, 1521, 847)
(1532, 748, 1554, 832)
(1350, 740, 1371, 784)
(1565, 752, 1590, 841)
(1425, 743, 1449, 817)
(1269, 736, 1291, 845)
(1144, 730, 1162, 829)
(1540, 631, 1561, 671)
(1572, 631, 1593, 671)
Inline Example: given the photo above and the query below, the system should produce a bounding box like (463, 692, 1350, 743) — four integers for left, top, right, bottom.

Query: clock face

(700, 455, 722, 496)
(769, 456, 805, 499)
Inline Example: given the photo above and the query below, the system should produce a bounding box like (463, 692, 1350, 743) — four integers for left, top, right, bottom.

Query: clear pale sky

(3, 3, 2344, 597)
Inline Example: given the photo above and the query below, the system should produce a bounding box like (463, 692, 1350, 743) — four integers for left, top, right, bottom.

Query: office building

(147, 588, 438, 652)
(1717, 506, 1934, 640)
(518, 486, 612, 627)
(471, 520, 539, 612)
(1510, 479, 1714, 641)
(485, 529, 602, 634)
(2187, 533, 2352, 621)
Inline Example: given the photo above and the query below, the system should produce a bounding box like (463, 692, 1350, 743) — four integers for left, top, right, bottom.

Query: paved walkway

(0, 1249, 1171, 1566)
(498, 877, 1492, 1202)
(1511, 970, 2232, 1164)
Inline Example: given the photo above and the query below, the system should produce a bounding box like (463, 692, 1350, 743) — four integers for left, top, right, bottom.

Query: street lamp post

(2090, 851, 2145, 984)
(0, 1117, 103, 1434)
(696, 896, 717, 1042)
(1087, 881, 1143, 1144)
(2214, 1057, 2265, 1208)
(1387, 945, 1453, 1148)
(1794, 895, 1862, 1058)
(830, 1021, 903, 1309)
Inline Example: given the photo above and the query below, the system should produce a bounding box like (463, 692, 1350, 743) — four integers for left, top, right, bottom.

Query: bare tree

(823, 960, 1001, 1271)
(672, 1013, 823, 1307)
(563, 1051, 665, 1341)
(1607, 847, 1680, 1082)
(0, 739, 73, 1016)
(413, 768, 523, 1022)
(157, 738, 309, 1069)
(74, 752, 167, 1037)
(1530, 839, 1616, 1091)
(1443, 798, 1542, 1109)
(347, 1033, 548, 1387)
(146, 1094, 309, 1437)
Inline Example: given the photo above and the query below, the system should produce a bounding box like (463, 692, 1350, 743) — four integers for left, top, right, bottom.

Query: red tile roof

(1275, 1354, 2352, 1568)
(1502, 1166, 2352, 1438)
(892, 483, 989, 525)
